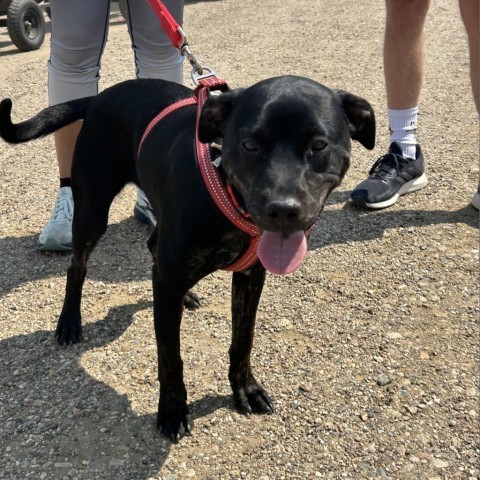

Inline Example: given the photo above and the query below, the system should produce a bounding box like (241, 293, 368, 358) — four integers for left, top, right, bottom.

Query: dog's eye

(312, 140, 327, 151)
(242, 140, 258, 152)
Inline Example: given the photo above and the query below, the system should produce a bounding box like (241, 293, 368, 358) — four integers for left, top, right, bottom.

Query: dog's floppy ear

(334, 89, 376, 150)
(198, 88, 245, 143)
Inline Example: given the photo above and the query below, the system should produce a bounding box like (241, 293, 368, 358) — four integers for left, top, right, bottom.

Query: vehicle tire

(118, 0, 128, 19)
(7, 0, 46, 52)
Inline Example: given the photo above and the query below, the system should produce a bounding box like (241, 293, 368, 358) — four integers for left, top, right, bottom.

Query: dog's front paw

(55, 315, 83, 346)
(231, 377, 274, 415)
(183, 290, 201, 310)
(157, 401, 193, 443)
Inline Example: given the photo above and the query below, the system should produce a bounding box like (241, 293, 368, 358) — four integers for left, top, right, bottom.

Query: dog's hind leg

(229, 263, 274, 414)
(55, 176, 124, 346)
(55, 201, 109, 345)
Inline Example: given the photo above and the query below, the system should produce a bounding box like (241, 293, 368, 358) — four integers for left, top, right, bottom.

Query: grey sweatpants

(48, 0, 184, 105)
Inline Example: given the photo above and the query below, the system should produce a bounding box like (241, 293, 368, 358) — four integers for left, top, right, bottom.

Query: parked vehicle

(0, 0, 48, 52)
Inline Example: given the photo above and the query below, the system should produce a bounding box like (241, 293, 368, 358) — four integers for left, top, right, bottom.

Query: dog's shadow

(1, 300, 230, 478)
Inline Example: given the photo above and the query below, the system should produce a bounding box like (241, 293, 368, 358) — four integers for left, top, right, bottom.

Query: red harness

(137, 76, 261, 272)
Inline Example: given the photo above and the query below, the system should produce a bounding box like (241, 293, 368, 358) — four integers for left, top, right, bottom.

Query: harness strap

(138, 97, 197, 157)
(194, 81, 261, 272)
(193, 85, 260, 239)
(226, 182, 250, 218)
(137, 77, 261, 272)
(224, 236, 261, 272)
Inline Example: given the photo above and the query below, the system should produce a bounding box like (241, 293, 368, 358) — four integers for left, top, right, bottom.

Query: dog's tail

(0, 96, 93, 144)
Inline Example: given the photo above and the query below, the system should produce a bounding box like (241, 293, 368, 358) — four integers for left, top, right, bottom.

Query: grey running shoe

(134, 188, 157, 229)
(38, 187, 73, 251)
(349, 142, 428, 209)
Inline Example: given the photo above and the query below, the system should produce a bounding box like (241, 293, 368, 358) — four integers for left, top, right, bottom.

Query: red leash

(143, 0, 262, 271)
(147, 0, 184, 50)
(147, 0, 211, 83)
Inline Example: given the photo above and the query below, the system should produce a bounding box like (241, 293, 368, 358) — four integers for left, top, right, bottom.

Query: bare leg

(37, 122, 83, 251)
(460, 0, 480, 208)
(459, 0, 479, 113)
(349, 0, 431, 209)
(53, 122, 82, 178)
(384, 0, 431, 109)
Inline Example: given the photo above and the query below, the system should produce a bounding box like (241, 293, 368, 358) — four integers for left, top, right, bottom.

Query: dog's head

(199, 75, 375, 273)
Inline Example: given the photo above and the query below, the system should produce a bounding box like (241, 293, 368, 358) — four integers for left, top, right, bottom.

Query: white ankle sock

(388, 107, 419, 159)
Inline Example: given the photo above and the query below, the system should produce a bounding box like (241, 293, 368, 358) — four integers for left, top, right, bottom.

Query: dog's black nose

(266, 199, 301, 222)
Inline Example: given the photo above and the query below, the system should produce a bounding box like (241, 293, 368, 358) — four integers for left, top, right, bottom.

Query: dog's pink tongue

(257, 230, 307, 275)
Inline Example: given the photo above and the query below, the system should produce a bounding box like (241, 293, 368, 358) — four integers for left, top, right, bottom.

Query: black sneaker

(349, 142, 428, 209)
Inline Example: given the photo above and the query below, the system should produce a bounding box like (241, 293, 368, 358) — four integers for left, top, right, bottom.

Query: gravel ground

(0, 1, 478, 479)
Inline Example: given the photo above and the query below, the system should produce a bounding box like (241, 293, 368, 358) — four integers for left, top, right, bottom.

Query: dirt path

(0, 1, 478, 479)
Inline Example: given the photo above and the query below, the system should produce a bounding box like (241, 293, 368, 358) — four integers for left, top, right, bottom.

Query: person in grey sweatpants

(39, 0, 184, 251)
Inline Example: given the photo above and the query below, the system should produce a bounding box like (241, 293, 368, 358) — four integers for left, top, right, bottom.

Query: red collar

(138, 76, 261, 272)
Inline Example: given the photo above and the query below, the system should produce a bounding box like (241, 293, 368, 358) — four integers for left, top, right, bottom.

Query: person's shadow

(307, 189, 478, 250)
(1, 300, 231, 478)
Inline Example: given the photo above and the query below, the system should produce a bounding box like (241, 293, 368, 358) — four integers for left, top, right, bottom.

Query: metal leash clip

(177, 27, 217, 86)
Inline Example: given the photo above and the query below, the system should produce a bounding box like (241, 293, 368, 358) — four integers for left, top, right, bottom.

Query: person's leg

(49, 0, 111, 174)
(124, 0, 185, 228)
(459, 0, 479, 113)
(350, 0, 431, 209)
(54, 122, 83, 180)
(384, 0, 430, 109)
(40, 0, 111, 251)
(384, 0, 430, 159)
(125, 0, 184, 83)
(459, 0, 480, 209)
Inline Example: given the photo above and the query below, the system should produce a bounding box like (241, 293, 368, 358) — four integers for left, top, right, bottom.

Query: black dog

(0, 75, 375, 442)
